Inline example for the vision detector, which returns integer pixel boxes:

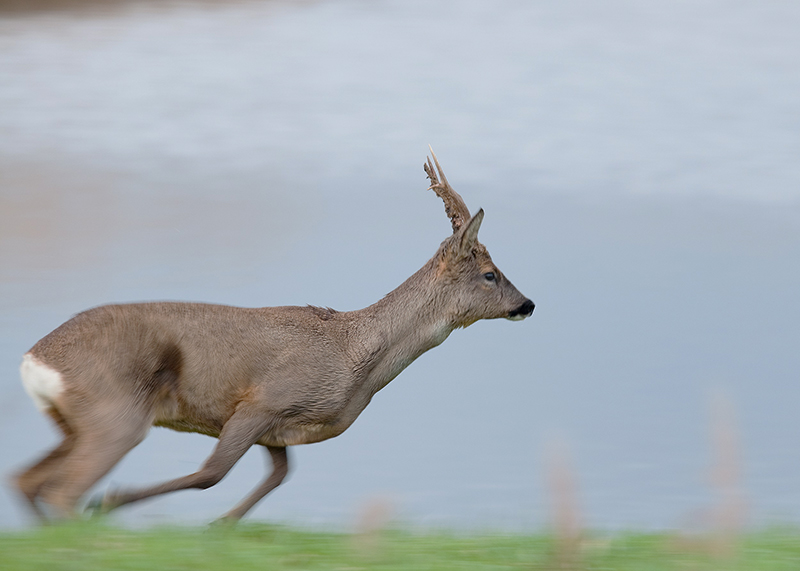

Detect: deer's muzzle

[507,299,535,321]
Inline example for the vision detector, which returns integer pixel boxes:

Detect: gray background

[1,0,798,530]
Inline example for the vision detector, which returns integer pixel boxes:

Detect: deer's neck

[352,258,454,394]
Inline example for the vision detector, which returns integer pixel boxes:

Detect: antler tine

[425,146,471,233]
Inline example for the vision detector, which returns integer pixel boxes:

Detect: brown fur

[13,152,534,523]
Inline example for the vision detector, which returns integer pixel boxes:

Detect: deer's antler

[425,146,471,233]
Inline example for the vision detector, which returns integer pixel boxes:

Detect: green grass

[0,522,799,570]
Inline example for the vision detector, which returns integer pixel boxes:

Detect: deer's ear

[457,208,484,255]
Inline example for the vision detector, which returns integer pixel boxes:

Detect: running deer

[14,150,534,523]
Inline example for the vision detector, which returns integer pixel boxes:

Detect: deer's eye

[483,272,496,282]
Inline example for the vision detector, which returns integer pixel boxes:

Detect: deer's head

[426,149,535,329]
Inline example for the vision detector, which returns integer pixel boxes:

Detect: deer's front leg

[214,445,289,523]
[93,407,276,513]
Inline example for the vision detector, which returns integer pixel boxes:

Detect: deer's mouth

[507,299,534,321]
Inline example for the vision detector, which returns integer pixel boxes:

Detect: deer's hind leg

[37,401,153,519]
[13,406,76,521]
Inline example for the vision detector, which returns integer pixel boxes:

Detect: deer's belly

[258,421,351,447]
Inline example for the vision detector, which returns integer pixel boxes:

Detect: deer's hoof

[209,515,240,529]
[84,490,118,517]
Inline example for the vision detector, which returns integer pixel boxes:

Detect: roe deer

[13,150,534,523]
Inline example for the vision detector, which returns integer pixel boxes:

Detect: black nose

[510,299,535,318]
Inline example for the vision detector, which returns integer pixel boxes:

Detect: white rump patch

[20,353,64,412]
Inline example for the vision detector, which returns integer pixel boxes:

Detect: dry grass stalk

[351,496,393,558]
[546,439,583,569]
[672,391,747,559]
[708,391,747,557]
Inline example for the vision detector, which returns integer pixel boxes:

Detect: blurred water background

[0,0,798,531]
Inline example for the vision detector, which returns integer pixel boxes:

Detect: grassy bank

[1,522,799,570]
